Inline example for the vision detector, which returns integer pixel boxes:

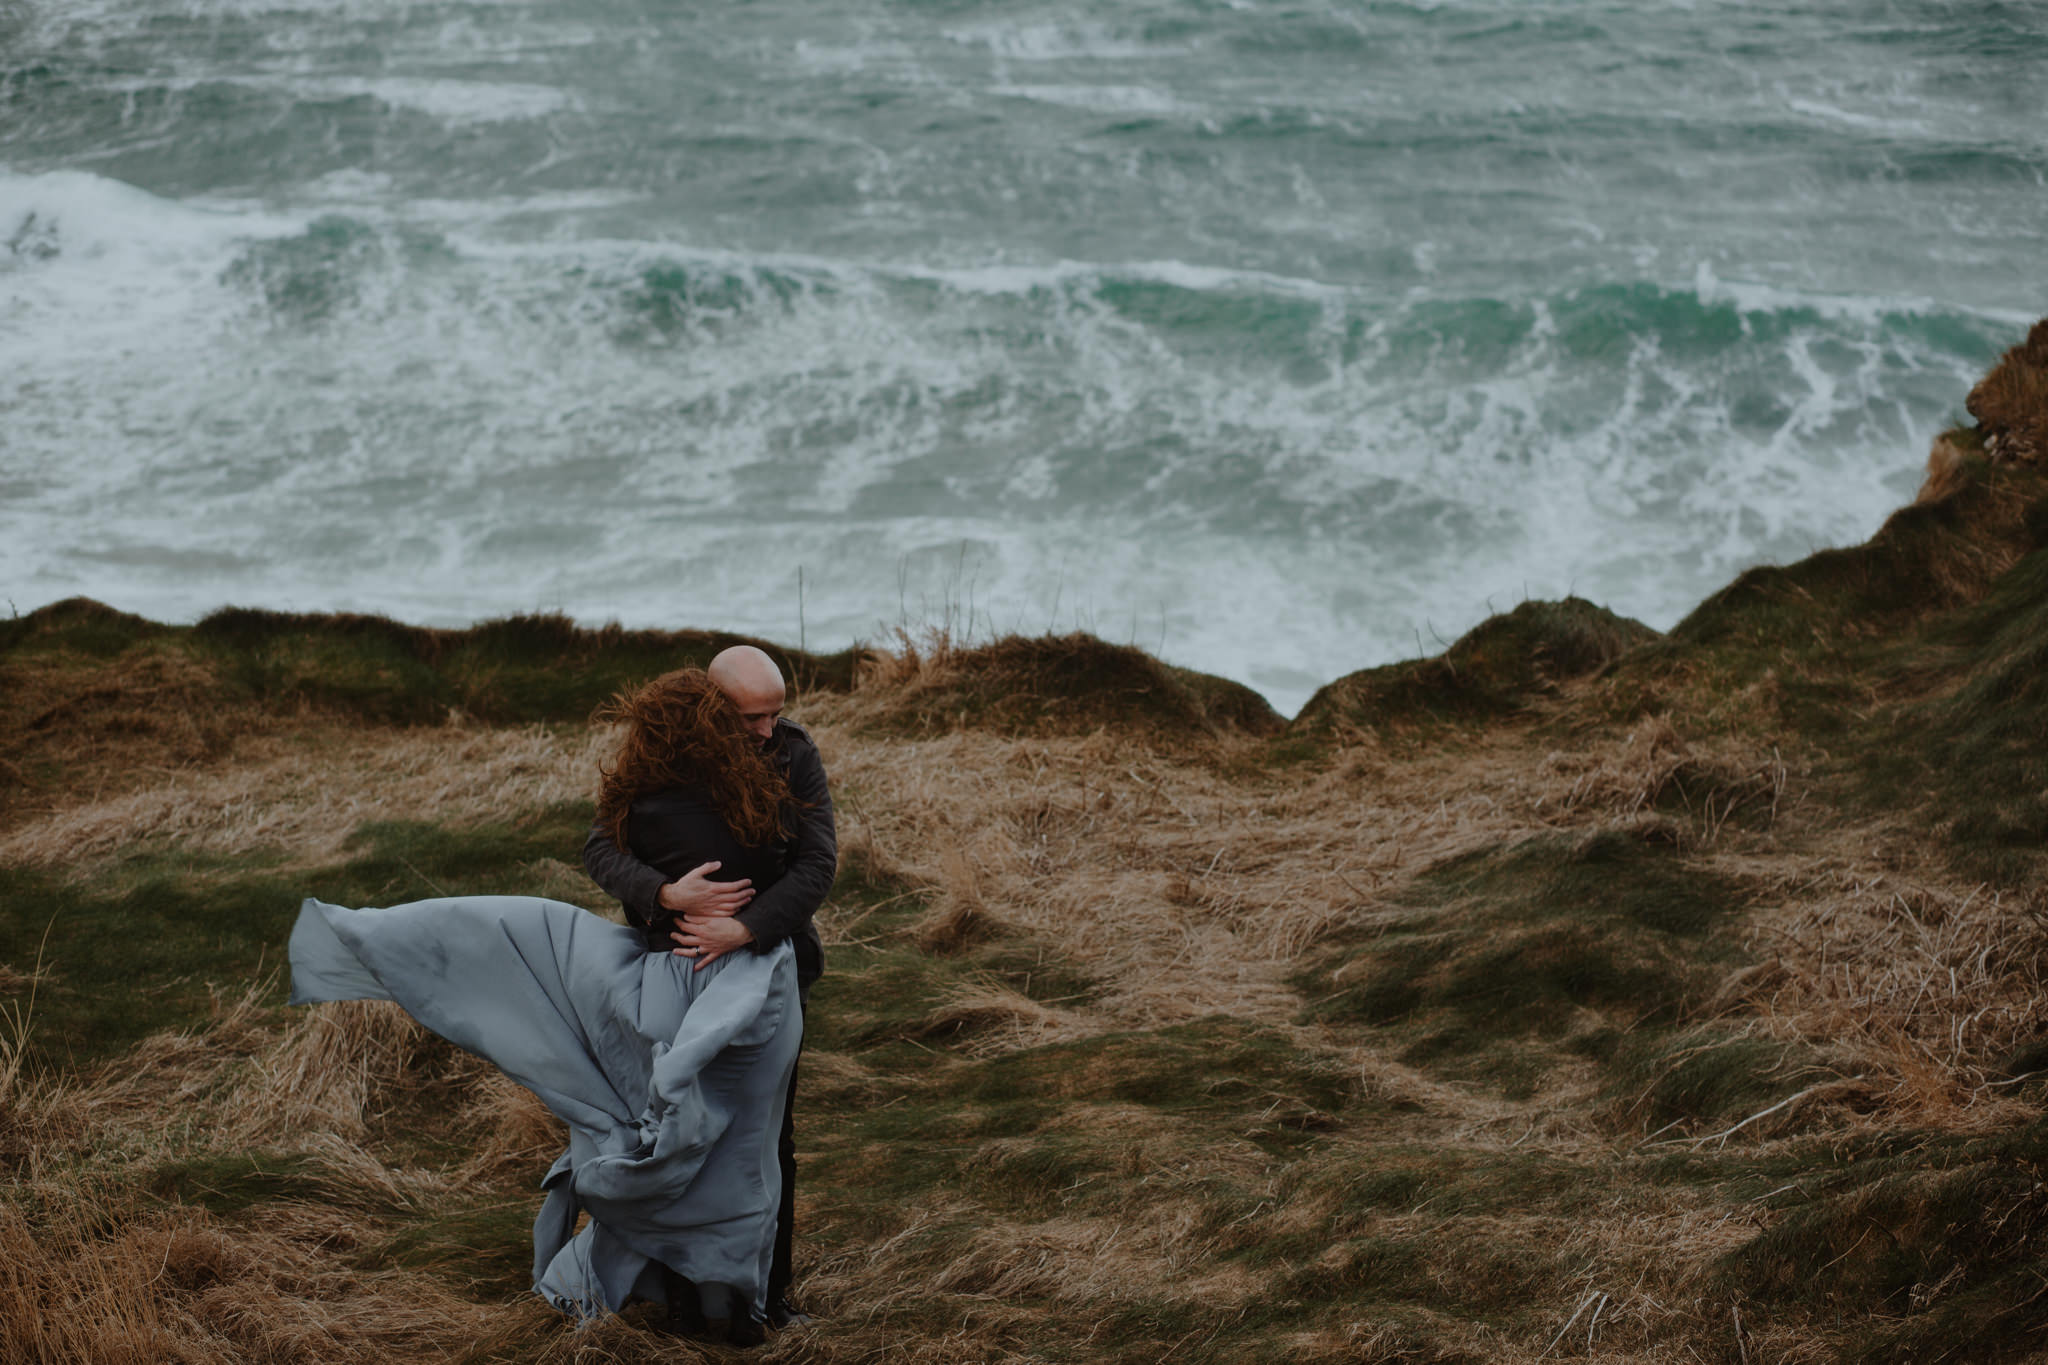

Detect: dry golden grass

[1531,716,1793,840]
[8,563,2048,1361]
[9,317,2047,1357]
[1915,430,1979,505]
[915,977,1107,1057]
[806,704,1810,1053]
[0,722,609,871]
[1726,861,2048,1129]
[803,715,1561,1032]
[0,1201,507,1365]
[1968,318,2048,464]
[0,1005,473,1363]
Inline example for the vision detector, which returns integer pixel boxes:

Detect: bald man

[581,645,836,1331]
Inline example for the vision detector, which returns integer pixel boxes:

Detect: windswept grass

[1295,598,1658,736]
[839,628,1285,740]
[1967,316,2048,465]
[5,325,2048,1362]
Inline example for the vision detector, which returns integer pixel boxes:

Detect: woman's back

[623,788,787,947]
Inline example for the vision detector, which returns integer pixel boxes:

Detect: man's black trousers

[769,1044,801,1301]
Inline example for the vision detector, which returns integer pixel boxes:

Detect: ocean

[3,0,2043,714]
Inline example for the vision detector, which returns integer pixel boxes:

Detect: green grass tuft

[851,632,1285,739]
[1725,1121,2048,1363]
[1608,1030,1818,1129]
[1295,597,1659,734]
[1303,832,1743,1036]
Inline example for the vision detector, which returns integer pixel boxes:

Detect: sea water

[2,0,2043,714]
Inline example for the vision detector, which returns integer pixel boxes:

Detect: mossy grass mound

[1574,452,2048,887]
[1864,543,2048,886]
[1724,1120,2048,1364]
[3,597,862,729]
[1294,597,1658,735]
[189,605,866,723]
[1968,316,2048,464]
[0,598,868,811]
[843,631,1285,739]
[1299,828,1755,1111]
[1671,465,2046,651]
[1601,457,2048,735]
[0,596,171,658]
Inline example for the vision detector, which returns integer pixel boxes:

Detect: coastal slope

[3,325,2047,1363]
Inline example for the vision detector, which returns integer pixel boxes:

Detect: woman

[287,669,802,1346]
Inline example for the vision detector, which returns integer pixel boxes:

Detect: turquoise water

[3,0,2043,712]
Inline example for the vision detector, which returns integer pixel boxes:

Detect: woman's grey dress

[288,894,802,1320]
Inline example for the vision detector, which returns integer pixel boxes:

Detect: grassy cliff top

[4,325,2048,1365]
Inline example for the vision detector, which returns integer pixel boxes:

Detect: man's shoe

[657,1269,711,1338]
[706,1314,766,1349]
[766,1296,814,1330]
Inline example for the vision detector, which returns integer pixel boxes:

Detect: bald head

[708,645,786,742]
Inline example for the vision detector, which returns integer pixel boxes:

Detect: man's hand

[658,862,755,917]
[671,913,755,971]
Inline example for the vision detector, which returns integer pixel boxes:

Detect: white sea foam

[941,20,1168,62]
[1783,97,1932,138]
[990,84,1190,116]
[1,184,1993,717]
[0,170,296,402]
[292,76,581,122]
[7,0,2044,716]
[89,72,581,122]
[1688,260,2038,330]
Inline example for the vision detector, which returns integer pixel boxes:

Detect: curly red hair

[595,668,792,851]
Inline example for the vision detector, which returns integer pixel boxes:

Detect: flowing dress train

[287,894,802,1321]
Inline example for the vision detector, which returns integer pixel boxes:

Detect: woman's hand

[658,862,755,916]
[671,913,755,970]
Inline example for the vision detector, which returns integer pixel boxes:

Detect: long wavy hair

[595,668,792,851]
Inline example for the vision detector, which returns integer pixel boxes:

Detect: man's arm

[732,737,837,953]
[583,824,755,930]
[582,823,668,929]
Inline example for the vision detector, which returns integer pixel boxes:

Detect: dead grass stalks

[1736,869,2048,1123]
[806,720,1559,1029]
[0,920,52,1110]
[911,845,990,954]
[244,1000,435,1142]
[1967,317,2048,464]
[456,1070,569,1184]
[0,1202,498,1365]
[1536,717,1792,841]
[915,977,1103,1057]
[0,723,608,870]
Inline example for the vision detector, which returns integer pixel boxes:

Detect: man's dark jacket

[581,717,834,995]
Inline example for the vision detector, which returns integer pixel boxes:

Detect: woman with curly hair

[593,665,794,961]
[286,666,805,1348]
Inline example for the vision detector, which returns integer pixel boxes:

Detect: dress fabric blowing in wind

[288,893,801,1319]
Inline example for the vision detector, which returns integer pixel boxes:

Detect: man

[581,644,836,1331]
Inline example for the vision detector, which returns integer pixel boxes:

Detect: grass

[1294,598,1659,736]
[0,598,866,781]
[0,803,596,1072]
[1298,831,1751,1108]
[1966,317,2048,464]
[1722,1120,2048,1364]
[4,323,2048,1362]
[839,629,1286,740]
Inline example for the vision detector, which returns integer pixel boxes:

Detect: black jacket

[581,718,835,993]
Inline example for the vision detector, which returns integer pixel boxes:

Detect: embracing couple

[288,646,835,1348]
